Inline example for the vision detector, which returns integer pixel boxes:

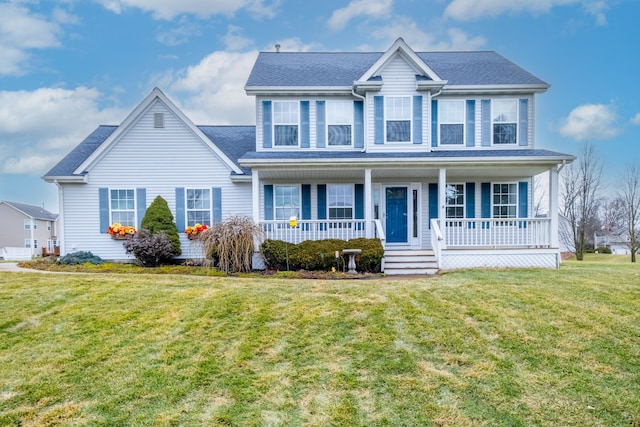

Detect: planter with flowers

[107,222,137,240]
[185,223,208,240]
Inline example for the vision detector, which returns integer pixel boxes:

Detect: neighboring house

[44,38,574,273]
[0,201,59,258]
[594,230,635,255]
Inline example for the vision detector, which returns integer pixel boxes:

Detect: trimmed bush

[140,195,181,257]
[123,229,176,267]
[57,251,104,265]
[260,238,383,273]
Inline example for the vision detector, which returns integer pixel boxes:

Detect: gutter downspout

[557,159,567,173]
[54,180,64,256]
[352,88,367,153]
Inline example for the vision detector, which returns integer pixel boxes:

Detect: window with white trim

[385,96,411,142]
[25,239,37,249]
[439,100,465,145]
[186,188,211,226]
[445,184,465,218]
[110,189,136,227]
[328,184,353,220]
[327,101,352,146]
[492,100,517,145]
[492,183,517,218]
[273,101,299,146]
[274,185,300,220]
[24,219,32,230]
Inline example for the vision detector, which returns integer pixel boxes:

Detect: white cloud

[368,19,486,51]
[222,25,254,51]
[631,113,640,125]
[0,3,65,75]
[328,0,393,31]
[156,17,202,46]
[0,87,126,174]
[559,103,620,141]
[95,0,279,20]
[443,0,610,22]
[166,50,259,125]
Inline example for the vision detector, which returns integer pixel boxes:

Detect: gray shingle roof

[239,149,572,161]
[44,125,118,178]
[2,201,58,220]
[245,51,547,88]
[44,125,256,178]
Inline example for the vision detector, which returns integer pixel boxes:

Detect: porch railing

[441,218,551,248]
[259,219,367,244]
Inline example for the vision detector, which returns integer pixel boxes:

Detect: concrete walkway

[0,262,46,273]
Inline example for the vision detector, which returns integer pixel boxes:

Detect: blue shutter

[300,100,310,148]
[465,183,475,218]
[301,185,311,220]
[519,98,529,147]
[466,100,475,147]
[264,185,274,220]
[316,101,326,148]
[519,181,528,218]
[431,99,438,147]
[317,185,327,220]
[136,188,146,229]
[374,96,384,145]
[99,187,109,233]
[428,183,438,228]
[413,95,422,144]
[481,100,491,147]
[355,184,364,219]
[212,187,222,222]
[262,100,272,149]
[466,182,475,229]
[175,187,185,232]
[481,182,491,229]
[354,100,364,148]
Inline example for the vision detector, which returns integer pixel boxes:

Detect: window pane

[327,102,351,123]
[328,185,353,220]
[328,125,351,146]
[275,125,298,146]
[386,120,410,142]
[275,185,299,220]
[446,184,464,219]
[440,100,464,122]
[493,123,516,144]
[493,100,517,122]
[492,183,517,219]
[441,124,463,145]
[110,189,135,226]
[186,189,211,226]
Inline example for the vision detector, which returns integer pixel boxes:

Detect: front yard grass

[1,257,639,426]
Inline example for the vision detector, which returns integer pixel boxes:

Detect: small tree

[619,163,640,262]
[140,195,181,257]
[561,143,603,260]
[199,214,264,273]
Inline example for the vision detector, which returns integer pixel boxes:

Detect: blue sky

[1,0,638,213]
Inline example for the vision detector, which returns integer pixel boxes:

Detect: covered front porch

[241,151,567,273]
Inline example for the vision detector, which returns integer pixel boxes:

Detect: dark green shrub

[595,246,612,254]
[346,238,384,273]
[57,251,104,265]
[123,229,176,267]
[260,238,383,273]
[140,195,181,257]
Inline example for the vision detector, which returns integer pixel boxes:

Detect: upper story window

[385,97,411,142]
[273,101,299,147]
[186,189,211,226]
[275,185,300,220]
[110,189,136,227]
[439,101,465,145]
[493,183,517,218]
[492,100,517,145]
[445,184,465,218]
[328,184,353,219]
[327,101,352,146]
[24,219,36,230]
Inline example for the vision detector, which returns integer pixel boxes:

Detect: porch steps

[383,249,439,275]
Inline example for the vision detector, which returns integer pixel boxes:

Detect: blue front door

[385,187,408,243]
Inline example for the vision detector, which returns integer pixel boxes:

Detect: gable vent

[154,112,164,128]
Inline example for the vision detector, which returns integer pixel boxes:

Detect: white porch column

[252,169,260,223]
[364,168,373,237]
[549,167,559,248]
[438,168,447,224]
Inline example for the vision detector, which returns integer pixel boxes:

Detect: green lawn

[1,256,639,426]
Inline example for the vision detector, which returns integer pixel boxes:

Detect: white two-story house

[44,38,574,273]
